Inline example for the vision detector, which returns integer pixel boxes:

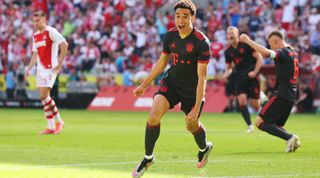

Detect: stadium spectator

[5,66,15,99]
[155,12,168,42]
[122,66,134,86]
[223,26,263,133]
[248,10,262,36]
[15,64,29,99]
[81,39,100,72]
[281,0,295,31]
[308,8,320,32]
[310,23,320,55]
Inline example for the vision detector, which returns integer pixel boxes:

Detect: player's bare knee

[255,117,264,129]
[252,100,260,110]
[39,94,48,101]
[185,121,198,132]
[186,124,197,132]
[148,111,162,125]
[238,95,247,106]
[239,104,246,110]
[238,99,247,107]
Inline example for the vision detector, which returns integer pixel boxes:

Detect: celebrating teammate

[239,31,301,152]
[223,26,263,133]
[132,1,213,177]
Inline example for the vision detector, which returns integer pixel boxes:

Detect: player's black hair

[174,0,196,16]
[268,30,284,40]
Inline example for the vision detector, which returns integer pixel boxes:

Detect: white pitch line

[0,158,319,171]
[191,173,320,178]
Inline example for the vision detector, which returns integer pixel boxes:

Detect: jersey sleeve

[245,43,255,55]
[49,27,66,44]
[273,49,286,61]
[162,33,171,54]
[197,38,211,63]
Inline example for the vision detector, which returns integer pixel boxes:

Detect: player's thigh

[259,96,283,123]
[250,98,260,110]
[154,77,180,109]
[275,100,294,127]
[225,77,236,96]
[235,80,249,106]
[38,87,51,100]
[36,70,57,88]
[237,93,248,106]
[182,98,204,130]
[148,94,170,124]
[181,98,204,117]
[248,78,260,100]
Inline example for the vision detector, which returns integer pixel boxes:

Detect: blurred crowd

[0,0,320,106]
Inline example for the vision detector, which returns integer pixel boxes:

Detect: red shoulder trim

[198,60,209,63]
[194,29,205,41]
[168,27,178,32]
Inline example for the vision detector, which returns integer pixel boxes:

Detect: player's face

[226,28,238,45]
[175,8,194,34]
[32,16,45,30]
[268,36,281,50]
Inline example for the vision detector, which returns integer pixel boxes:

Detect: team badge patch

[171,43,176,49]
[186,43,194,52]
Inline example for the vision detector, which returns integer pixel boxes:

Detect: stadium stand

[0,0,319,111]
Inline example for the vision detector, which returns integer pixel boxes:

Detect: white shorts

[36,70,57,88]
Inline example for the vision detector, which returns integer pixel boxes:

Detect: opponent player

[223,26,263,133]
[239,31,300,152]
[26,11,68,134]
[132,1,213,177]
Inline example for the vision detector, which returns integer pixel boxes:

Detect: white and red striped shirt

[32,26,65,71]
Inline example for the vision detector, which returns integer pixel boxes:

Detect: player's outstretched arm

[239,34,274,58]
[133,53,170,96]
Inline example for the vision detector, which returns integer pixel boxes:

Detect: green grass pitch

[0,109,319,178]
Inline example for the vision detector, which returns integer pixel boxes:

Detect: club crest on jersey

[171,43,176,49]
[186,43,194,53]
[234,57,241,64]
[239,48,244,54]
[35,40,46,48]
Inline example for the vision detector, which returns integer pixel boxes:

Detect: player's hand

[186,107,200,121]
[239,34,250,43]
[25,67,31,78]
[53,65,62,75]
[133,85,147,97]
[248,71,257,78]
[222,72,229,80]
